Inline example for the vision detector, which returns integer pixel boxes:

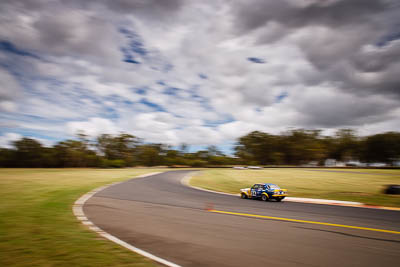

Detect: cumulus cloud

[67,118,120,137]
[0,0,399,150]
[0,68,21,112]
[0,132,22,148]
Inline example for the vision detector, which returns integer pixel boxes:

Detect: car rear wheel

[241,193,248,199]
[261,194,268,201]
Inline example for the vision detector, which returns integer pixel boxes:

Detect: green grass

[190,168,400,207]
[0,168,166,267]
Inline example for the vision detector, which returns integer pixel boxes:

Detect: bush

[189,159,208,167]
[99,159,126,168]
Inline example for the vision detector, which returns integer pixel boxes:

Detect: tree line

[0,129,399,168]
[0,133,233,168]
[235,129,400,166]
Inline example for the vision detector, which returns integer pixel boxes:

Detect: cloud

[0,68,21,112]
[0,0,400,151]
[0,132,22,148]
[81,0,184,19]
[66,117,120,137]
[232,0,387,34]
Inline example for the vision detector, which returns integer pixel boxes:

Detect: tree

[235,131,282,165]
[328,129,361,161]
[13,138,44,167]
[54,139,99,167]
[363,132,400,164]
[2,129,400,168]
[280,129,326,165]
[0,148,15,167]
[96,133,140,166]
[137,144,164,166]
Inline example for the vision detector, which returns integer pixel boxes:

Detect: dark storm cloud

[313,40,400,99]
[233,0,387,33]
[232,0,395,69]
[1,0,184,16]
[61,0,184,20]
[98,0,183,14]
[0,0,48,10]
[351,42,400,73]
[233,0,400,99]
[299,96,398,127]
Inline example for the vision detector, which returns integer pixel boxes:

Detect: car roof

[255,183,276,186]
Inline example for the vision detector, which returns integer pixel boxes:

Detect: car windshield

[268,184,280,189]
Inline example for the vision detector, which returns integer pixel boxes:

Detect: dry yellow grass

[191,168,400,207]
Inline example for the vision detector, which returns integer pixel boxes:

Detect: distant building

[345,160,366,167]
[247,166,262,169]
[324,159,345,167]
[233,166,247,170]
[325,159,336,167]
[368,162,387,167]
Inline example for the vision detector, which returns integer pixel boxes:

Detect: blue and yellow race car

[240,183,287,202]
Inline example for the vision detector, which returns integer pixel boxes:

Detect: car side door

[256,184,263,197]
[251,184,258,198]
[263,185,271,198]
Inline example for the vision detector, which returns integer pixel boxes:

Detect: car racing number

[251,185,260,197]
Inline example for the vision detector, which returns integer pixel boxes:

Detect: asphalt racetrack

[84,171,400,267]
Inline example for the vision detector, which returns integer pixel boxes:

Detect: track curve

[84,170,400,267]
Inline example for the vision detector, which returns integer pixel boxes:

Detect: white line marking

[181,172,239,197]
[73,171,182,267]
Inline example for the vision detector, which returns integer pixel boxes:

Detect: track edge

[72,171,182,267]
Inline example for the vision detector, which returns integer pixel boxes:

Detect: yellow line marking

[209,209,400,235]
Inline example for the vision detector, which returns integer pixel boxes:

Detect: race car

[240,183,287,202]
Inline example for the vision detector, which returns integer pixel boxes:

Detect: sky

[0,0,400,153]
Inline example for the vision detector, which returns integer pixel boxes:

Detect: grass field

[0,168,165,267]
[190,168,400,207]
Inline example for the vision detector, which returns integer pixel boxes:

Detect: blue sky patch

[129,40,147,56]
[204,117,234,127]
[119,27,147,64]
[0,127,68,144]
[0,40,40,59]
[119,28,147,55]
[135,88,146,95]
[164,87,180,96]
[276,92,288,103]
[199,73,208,79]
[376,31,400,47]
[123,58,140,64]
[247,57,266,64]
[139,98,165,112]
[121,46,140,64]
[98,107,119,120]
